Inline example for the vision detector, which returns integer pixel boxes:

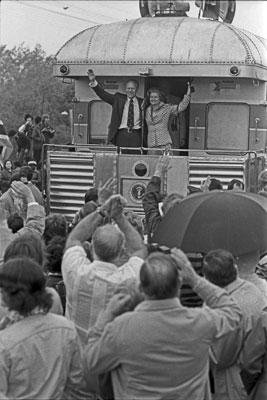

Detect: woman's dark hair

[0,258,52,315]
[45,236,66,274]
[209,178,223,191]
[7,212,24,233]
[4,233,45,266]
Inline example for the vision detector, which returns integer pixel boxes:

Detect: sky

[1,0,267,56]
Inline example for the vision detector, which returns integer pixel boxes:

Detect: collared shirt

[62,245,143,346]
[0,313,86,399]
[85,278,241,400]
[210,277,267,400]
[119,96,141,130]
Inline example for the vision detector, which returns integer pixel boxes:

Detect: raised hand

[87,69,96,83]
[170,248,198,287]
[10,181,34,202]
[154,154,171,177]
[106,292,133,318]
[98,177,117,205]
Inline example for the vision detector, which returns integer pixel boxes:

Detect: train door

[144,77,190,149]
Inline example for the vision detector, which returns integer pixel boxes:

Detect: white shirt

[119,96,141,130]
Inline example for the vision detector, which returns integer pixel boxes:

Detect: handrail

[43,143,264,157]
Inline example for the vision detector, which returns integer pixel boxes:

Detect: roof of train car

[54,17,267,79]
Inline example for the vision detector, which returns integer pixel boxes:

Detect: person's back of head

[4,232,45,266]
[20,166,33,183]
[227,179,244,191]
[13,161,22,170]
[140,252,180,299]
[45,235,66,274]
[209,178,223,191]
[8,129,17,138]
[43,214,68,245]
[203,249,237,288]
[92,224,125,263]
[84,187,98,204]
[162,193,184,215]
[0,257,52,316]
[35,116,42,125]
[258,169,267,192]
[7,212,24,233]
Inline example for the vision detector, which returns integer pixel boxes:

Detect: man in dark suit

[88,70,144,148]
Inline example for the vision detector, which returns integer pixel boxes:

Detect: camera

[147,243,171,254]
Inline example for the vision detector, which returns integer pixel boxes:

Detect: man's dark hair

[43,214,68,245]
[7,212,24,233]
[35,116,42,125]
[92,224,125,262]
[10,171,21,182]
[20,166,33,181]
[227,179,244,191]
[24,113,33,121]
[203,249,237,288]
[84,188,98,204]
[45,236,66,274]
[8,129,17,137]
[209,178,223,191]
[4,233,45,266]
[140,252,180,299]
[0,257,52,316]
[13,161,22,169]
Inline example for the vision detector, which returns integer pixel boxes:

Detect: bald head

[140,252,180,300]
[92,224,125,263]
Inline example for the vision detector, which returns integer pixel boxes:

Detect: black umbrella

[153,191,267,256]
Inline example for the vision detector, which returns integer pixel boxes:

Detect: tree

[0,44,74,143]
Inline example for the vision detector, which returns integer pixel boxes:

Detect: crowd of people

[0,149,267,400]
[0,113,55,172]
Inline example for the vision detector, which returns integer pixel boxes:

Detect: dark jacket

[92,84,144,145]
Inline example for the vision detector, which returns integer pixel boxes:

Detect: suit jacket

[92,84,144,145]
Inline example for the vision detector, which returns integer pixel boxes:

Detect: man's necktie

[127,99,134,132]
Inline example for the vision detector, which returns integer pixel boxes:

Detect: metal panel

[189,156,246,189]
[55,17,267,68]
[47,151,95,221]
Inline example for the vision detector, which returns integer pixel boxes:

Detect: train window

[134,162,148,177]
[89,100,111,143]
[206,103,249,151]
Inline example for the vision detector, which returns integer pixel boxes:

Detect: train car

[50,0,267,220]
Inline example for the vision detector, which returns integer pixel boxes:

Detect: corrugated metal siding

[189,156,246,189]
[47,151,95,220]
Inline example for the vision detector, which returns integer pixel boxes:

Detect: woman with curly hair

[0,257,86,399]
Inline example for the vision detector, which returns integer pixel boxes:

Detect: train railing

[43,144,265,219]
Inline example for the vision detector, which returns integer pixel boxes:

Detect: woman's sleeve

[177,94,191,113]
